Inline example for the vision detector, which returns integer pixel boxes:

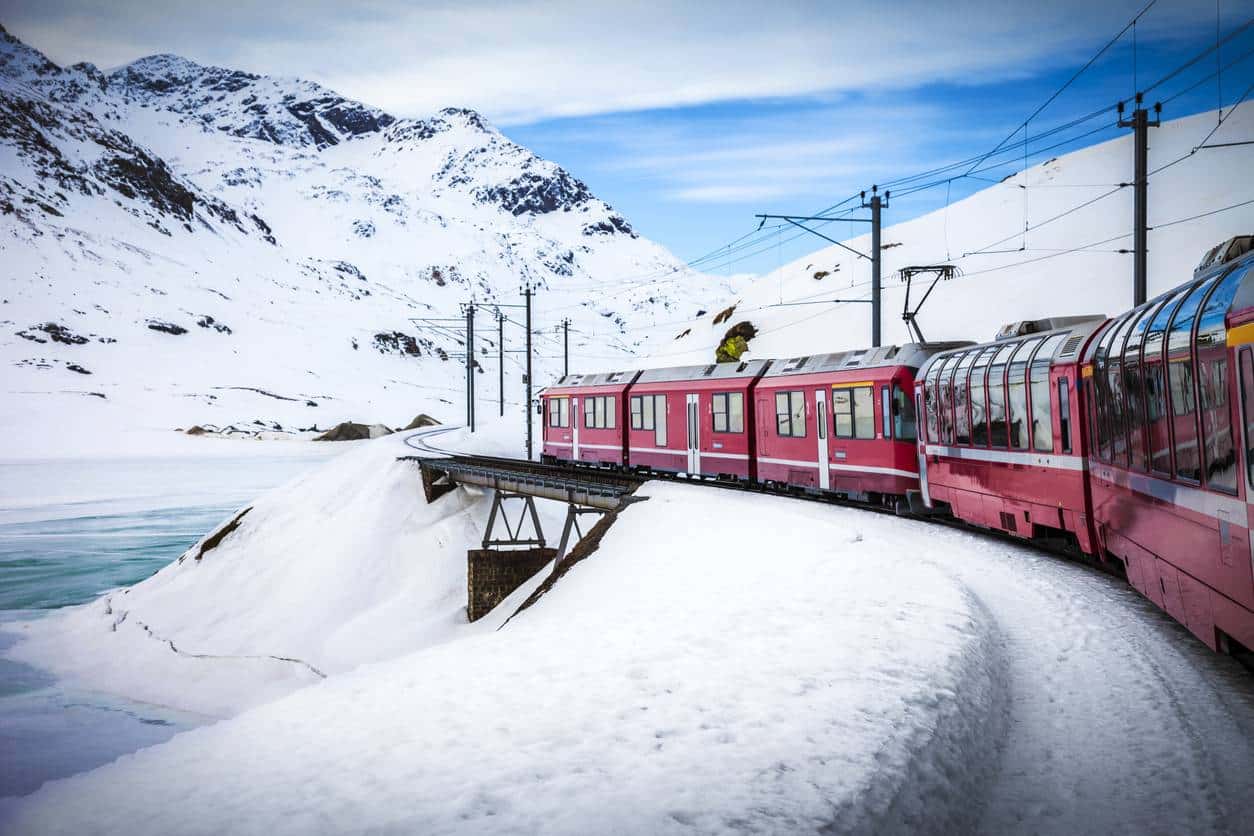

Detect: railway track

[401,426,1117,582]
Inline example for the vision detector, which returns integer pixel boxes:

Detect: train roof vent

[1196,235,1254,275]
[780,356,809,373]
[702,364,718,376]
[736,361,749,373]
[1058,334,1085,358]
[884,345,899,358]
[844,349,867,367]
[995,315,1105,340]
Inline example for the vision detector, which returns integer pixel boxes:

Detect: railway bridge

[402,454,645,620]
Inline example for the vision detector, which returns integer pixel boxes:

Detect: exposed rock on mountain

[0,26,734,453]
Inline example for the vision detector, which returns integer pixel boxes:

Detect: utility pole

[523,284,534,460]
[561,318,570,378]
[752,211,874,338]
[463,302,476,432]
[497,310,505,417]
[860,186,889,347]
[1118,94,1160,306]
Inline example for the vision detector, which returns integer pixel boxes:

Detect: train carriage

[915,317,1104,552]
[1082,239,1254,653]
[539,370,640,466]
[625,360,770,479]
[753,344,964,503]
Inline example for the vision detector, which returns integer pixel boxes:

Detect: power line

[962,0,1158,179]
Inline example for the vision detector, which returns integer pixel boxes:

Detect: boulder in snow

[315,421,393,441]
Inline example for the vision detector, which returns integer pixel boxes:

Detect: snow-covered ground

[4,427,1253,834]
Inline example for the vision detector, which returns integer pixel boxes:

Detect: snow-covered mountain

[0,25,733,457]
[640,105,1254,366]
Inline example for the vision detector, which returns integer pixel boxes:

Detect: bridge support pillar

[467,547,556,621]
[556,504,608,563]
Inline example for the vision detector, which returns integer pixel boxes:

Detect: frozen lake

[0,449,338,798]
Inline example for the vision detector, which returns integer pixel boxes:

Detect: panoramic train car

[539,370,640,465]
[915,316,1105,552]
[624,360,771,478]
[1082,238,1254,653]
[753,344,965,503]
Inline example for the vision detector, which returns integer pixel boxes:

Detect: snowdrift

[2,477,1009,835]
[3,427,562,717]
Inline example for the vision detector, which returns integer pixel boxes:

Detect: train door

[1241,347,1254,596]
[916,390,932,506]
[685,393,700,474]
[815,388,831,490]
[571,396,581,459]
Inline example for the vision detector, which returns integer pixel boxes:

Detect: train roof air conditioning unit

[1196,236,1253,276]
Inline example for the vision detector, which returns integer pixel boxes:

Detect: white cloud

[2,0,1221,124]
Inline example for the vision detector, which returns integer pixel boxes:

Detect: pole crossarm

[754,213,873,224]
[771,217,871,261]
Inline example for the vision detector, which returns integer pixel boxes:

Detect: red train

[539,235,1254,659]
[542,346,964,506]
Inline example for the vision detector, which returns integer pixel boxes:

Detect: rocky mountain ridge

[0,25,730,456]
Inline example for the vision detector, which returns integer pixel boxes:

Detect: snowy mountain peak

[0,22,62,85]
[0,26,727,453]
[106,52,395,149]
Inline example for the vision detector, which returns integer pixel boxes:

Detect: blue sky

[5,0,1252,272]
[507,22,1254,274]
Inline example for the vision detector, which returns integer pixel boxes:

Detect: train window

[1122,305,1157,471]
[549,396,570,429]
[1058,378,1072,453]
[881,386,892,439]
[833,388,854,437]
[938,355,959,444]
[892,383,917,441]
[1242,349,1254,490]
[953,352,975,445]
[924,362,944,443]
[712,392,744,433]
[1168,279,1216,482]
[987,344,1015,448]
[1029,335,1065,452]
[969,347,994,447]
[1007,339,1038,450]
[833,386,874,439]
[654,395,667,446]
[1092,317,1124,462]
[1106,316,1138,466]
[606,396,616,430]
[584,396,615,430]
[1085,376,1099,458]
[775,390,806,438]
[1144,363,1170,474]
[854,386,875,439]
[1145,287,1189,473]
[1197,268,1245,494]
[634,394,666,440]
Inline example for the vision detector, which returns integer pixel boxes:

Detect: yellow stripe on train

[1227,321,1254,347]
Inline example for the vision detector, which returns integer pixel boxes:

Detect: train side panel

[917,319,1103,552]
[1083,255,1254,651]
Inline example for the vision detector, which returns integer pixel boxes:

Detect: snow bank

[2,427,558,717]
[2,482,1006,835]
